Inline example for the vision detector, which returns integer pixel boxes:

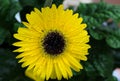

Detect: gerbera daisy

[13,4,90,81]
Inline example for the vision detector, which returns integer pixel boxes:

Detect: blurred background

[94,0,120,4]
[0,0,120,81]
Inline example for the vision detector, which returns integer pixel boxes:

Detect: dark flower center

[43,31,65,55]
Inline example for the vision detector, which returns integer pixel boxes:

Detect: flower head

[13,4,90,81]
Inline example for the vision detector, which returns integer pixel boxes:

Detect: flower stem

[44,0,53,7]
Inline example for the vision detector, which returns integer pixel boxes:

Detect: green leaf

[0,0,22,22]
[19,0,44,8]
[53,0,64,6]
[105,76,118,81]
[13,22,25,32]
[0,48,33,81]
[19,0,38,7]
[106,35,120,48]
[84,62,97,77]
[114,29,120,37]
[89,28,104,40]
[6,0,22,21]
[93,52,113,77]
[76,1,120,40]
[0,27,9,45]
[0,0,10,16]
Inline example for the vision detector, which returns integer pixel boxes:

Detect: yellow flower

[13,4,90,81]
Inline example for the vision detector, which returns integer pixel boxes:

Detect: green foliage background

[0,0,120,81]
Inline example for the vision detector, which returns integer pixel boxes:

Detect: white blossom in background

[113,68,120,81]
[63,0,93,10]
[15,12,21,23]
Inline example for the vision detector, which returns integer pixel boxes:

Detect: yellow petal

[57,57,68,79]
[21,56,39,67]
[65,54,83,72]
[46,57,53,80]
[50,65,56,79]
[54,60,62,80]
[39,60,46,80]
[25,69,36,80]
[18,27,40,37]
